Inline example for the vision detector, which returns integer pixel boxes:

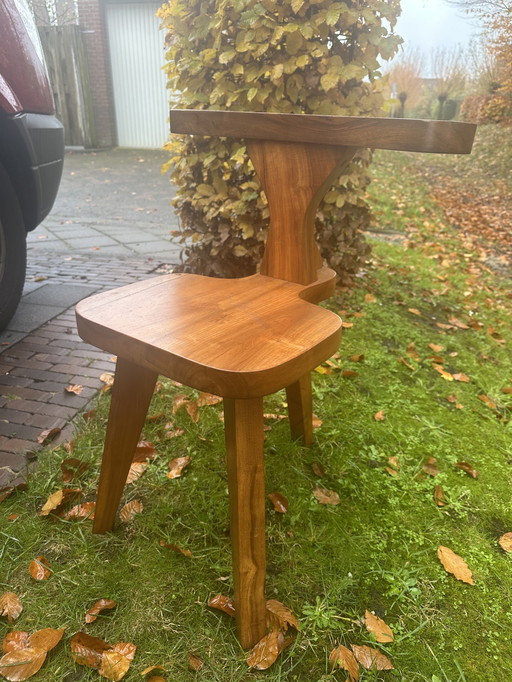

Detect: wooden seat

[75,110,475,649]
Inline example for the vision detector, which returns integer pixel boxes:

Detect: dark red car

[0,0,64,330]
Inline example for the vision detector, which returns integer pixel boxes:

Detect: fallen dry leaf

[453,372,470,383]
[85,599,117,624]
[0,592,23,622]
[373,410,385,421]
[448,316,469,329]
[163,424,185,439]
[365,293,377,303]
[498,532,512,553]
[70,633,135,681]
[437,545,474,584]
[246,630,281,670]
[423,456,440,477]
[312,414,323,429]
[429,343,444,352]
[65,384,83,395]
[37,427,61,445]
[502,386,512,395]
[408,307,421,316]
[28,556,51,581]
[159,540,193,558]
[82,409,97,421]
[268,492,288,514]
[99,642,136,681]
[433,485,447,507]
[188,652,204,671]
[329,644,359,680]
[125,461,148,485]
[0,628,64,681]
[478,394,497,410]
[432,363,454,381]
[140,666,166,676]
[39,488,81,516]
[208,595,235,617]
[266,600,299,632]
[311,461,325,478]
[61,458,88,483]
[196,392,222,407]
[351,644,393,670]
[363,610,394,643]
[454,461,478,479]
[312,487,340,506]
[167,456,191,479]
[99,372,114,386]
[119,500,143,523]
[64,501,96,521]
[341,369,358,378]
[7,514,19,521]
[350,354,365,362]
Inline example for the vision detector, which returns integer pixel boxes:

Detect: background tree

[158,0,401,285]
[429,46,466,119]
[384,48,424,117]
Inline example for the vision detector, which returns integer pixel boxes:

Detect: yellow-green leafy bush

[158,0,402,284]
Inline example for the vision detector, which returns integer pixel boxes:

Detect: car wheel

[0,164,26,332]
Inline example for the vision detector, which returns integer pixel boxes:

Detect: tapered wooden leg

[224,397,267,649]
[93,358,158,534]
[286,373,313,445]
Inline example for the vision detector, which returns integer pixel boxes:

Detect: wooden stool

[76,110,475,648]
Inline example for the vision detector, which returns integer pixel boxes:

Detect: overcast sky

[395,0,482,52]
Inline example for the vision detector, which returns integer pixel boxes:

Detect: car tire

[0,163,26,332]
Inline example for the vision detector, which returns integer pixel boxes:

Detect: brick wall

[77,0,116,148]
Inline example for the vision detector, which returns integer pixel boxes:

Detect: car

[0,0,64,331]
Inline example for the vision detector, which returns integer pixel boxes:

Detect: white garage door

[105,3,169,148]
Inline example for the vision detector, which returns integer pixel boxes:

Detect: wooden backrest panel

[249,140,355,284]
[169,109,476,155]
[169,109,476,285]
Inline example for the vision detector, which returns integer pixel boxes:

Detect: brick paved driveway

[0,149,181,488]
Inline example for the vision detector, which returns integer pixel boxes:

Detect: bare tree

[430,46,467,118]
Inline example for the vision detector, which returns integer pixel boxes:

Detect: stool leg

[93,358,158,534]
[286,373,313,445]
[224,397,267,649]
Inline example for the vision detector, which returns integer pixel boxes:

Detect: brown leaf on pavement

[268,492,288,513]
[266,600,299,632]
[65,384,83,395]
[246,630,281,670]
[312,487,340,506]
[99,373,114,386]
[363,610,394,642]
[167,456,191,479]
[0,592,23,622]
[351,644,394,670]
[119,500,143,523]
[498,532,512,553]
[28,556,51,581]
[437,545,474,584]
[329,644,359,679]
[85,599,117,623]
[37,427,61,445]
[454,461,478,478]
[208,595,235,617]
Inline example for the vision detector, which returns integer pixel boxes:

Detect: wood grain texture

[286,373,313,446]
[92,358,158,534]
[76,272,342,399]
[224,397,267,649]
[250,140,355,284]
[170,109,476,155]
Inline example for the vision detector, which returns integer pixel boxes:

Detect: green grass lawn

[1,127,511,681]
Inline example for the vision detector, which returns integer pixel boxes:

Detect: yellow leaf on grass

[329,644,359,679]
[373,410,385,421]
[498,532,512,553]
[0,592,23,622]
[363,610,394,643]
[437,545,474,584]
